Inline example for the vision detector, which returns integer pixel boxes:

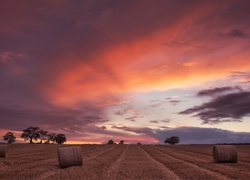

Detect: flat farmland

[0,144,250,180]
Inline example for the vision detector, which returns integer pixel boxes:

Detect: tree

[119,140,124,145]
[55,134,66,144]
[46,133,57,144]
[38,129,48,144]
[164,136,180,145]
[107,139,114,144]
[21,126,40,143]
[3,132,16,144]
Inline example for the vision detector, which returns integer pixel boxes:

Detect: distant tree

[3,132,16,144]
[38,129,48,144]
[164,136,180,145]
[55,134,66,144]
[107,139,114,144]
[21,126,40,143]
[46,133,57,144]
[119,140,124,145]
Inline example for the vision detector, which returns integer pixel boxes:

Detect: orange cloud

[27,1,250,108]
[45,24,250,107]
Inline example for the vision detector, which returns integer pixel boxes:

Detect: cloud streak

[197,86,242,97]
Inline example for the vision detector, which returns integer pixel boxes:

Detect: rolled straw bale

[0,145,8,158]
[58,146,83,168]
[213,145,237,163]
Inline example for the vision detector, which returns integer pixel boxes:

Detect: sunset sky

[1,0,250,144]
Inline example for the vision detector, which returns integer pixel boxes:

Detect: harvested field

[0,144,250,179]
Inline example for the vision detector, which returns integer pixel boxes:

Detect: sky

[1,0,250,144]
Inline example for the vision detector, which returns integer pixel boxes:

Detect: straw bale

[0,145,8,158]
[58,146,83,168]
[213,145,237,163]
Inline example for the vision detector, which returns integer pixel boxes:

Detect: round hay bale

[58,146,83,168]
[0,145,8,158]
[213,145,237,163]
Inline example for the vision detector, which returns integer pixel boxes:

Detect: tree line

[107,136,180,145]
[3,126,66,144]
[3,127,180,145]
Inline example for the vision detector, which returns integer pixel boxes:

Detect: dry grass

[0,144,250,179]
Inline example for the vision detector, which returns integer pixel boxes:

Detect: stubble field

[0,144,250,179]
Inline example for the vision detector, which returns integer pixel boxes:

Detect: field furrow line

[151,145,250,179]
[159,145,212,157]
[83,144,119,162]
[102,145,132,180]
[161,145,212,156]
[153,145,211,163]
[136,145,181,179]
[141,145,229,180]
[72,145,127,179]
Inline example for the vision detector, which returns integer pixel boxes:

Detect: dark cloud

[226,29,248,38]
[149,119,170,124]
[161,119,170,123]
[169,100,181,105]
[114,108,133,116]
[0,103,108,132]
[154,127,250,144]
[125,116,138,122]
[197,86,242,97]
[148,119,170,124]
[157,126,170,129]
[149,120,159,123]
[114,110,126,116]
[149,98,180,107]
[179,91,250,124]
[165,97,181,105]
[111,125,154,136]
[100,126,107,130]
[111,125,250,144]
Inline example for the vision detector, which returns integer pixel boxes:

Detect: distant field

[0,144,250,179]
